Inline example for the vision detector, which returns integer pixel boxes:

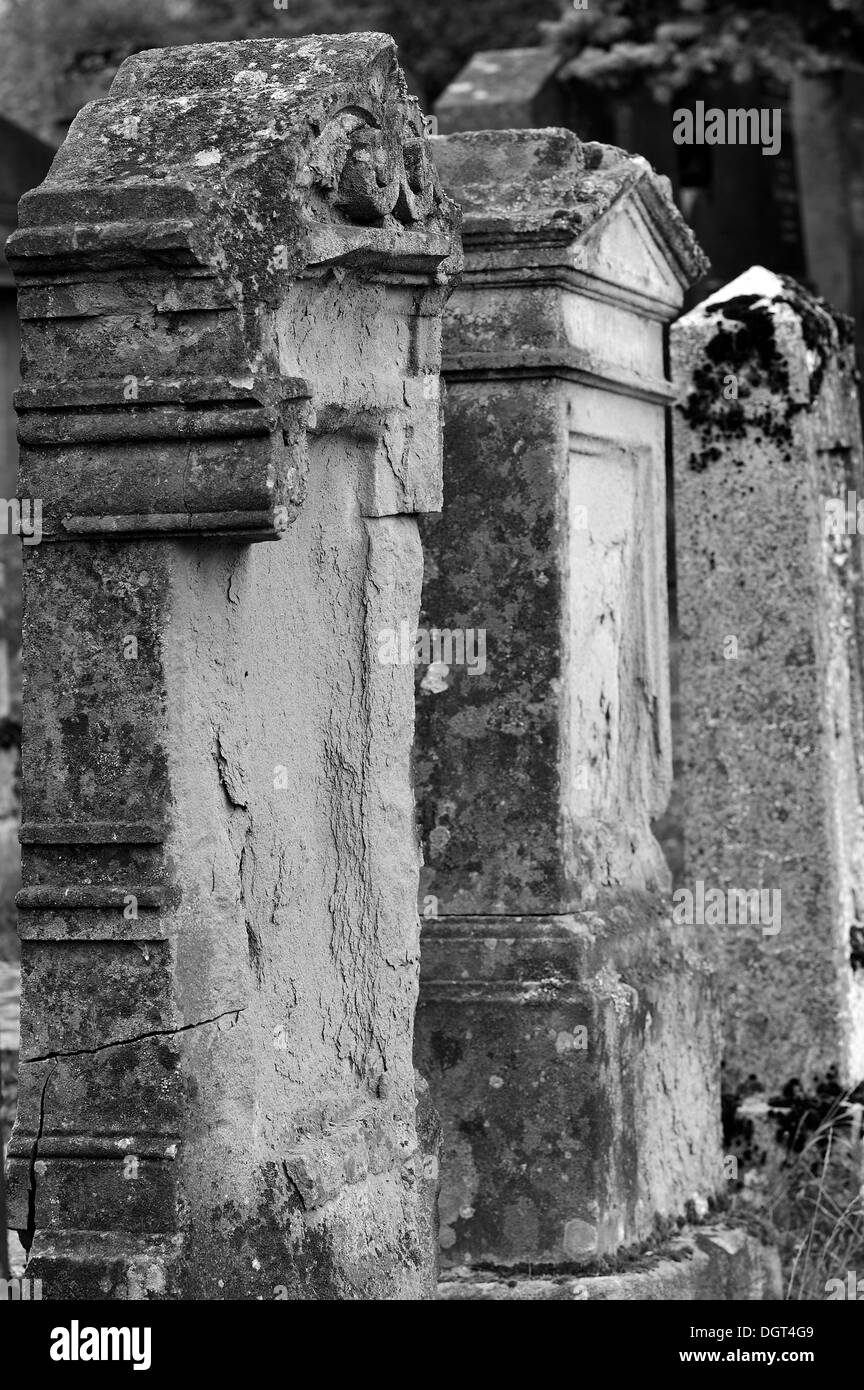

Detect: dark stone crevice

[23,1059,56,1253]
[21,1007,245,1064]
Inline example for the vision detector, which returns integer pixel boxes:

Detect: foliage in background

[41,0,864,126]
[725,1067,864,1300]
[25,0,559,105]
[543,0,864,101]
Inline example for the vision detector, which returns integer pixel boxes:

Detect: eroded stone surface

[6,33,460,1300]
[673,266,864,1093]
[438,1224,783,1300]
[414,128,722,1274]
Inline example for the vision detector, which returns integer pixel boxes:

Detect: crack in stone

[21,1008,246,1064]
[23,1060,56,1252]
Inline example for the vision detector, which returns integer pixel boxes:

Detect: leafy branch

[542,1,864,100]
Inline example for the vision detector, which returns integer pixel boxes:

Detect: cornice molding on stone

[442,347,676,405]
[431,127,708,290]
[6,34,461,545]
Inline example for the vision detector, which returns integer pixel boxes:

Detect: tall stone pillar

[414,129,719,1277]
[5,34,459,1300]
[672,267,864,1095]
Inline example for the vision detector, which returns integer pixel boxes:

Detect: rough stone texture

[435,49,565,134]
[0,118,53,971]
[413,129,725,1276]
[5,33,460,1300]
[413,1068,442,1300]
[438,1226,783,1300]
[672,266,864,1094]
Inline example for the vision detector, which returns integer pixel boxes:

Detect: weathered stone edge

[437,1226,783,1301]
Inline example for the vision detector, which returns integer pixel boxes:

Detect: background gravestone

[435,48,565,133]
[673,267,864,1096]
[414,128,726,1282]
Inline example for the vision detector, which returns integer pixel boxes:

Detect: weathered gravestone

[0,117,54,1010]
[4,33,460,1300]
[434,54,816,318]
[673,267,864,1096]
[413,128,736,1284]
[435,49,566,135]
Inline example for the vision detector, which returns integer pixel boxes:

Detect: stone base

[417,906,722,1266]
[20,1231,183,1300]
[437,1225,782,1300]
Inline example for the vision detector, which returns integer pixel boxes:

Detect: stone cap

[673,265,854,422]
[8,34,460,293]
[431,127,707,285]
[435,48,564,133]
[6,35,461,545]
